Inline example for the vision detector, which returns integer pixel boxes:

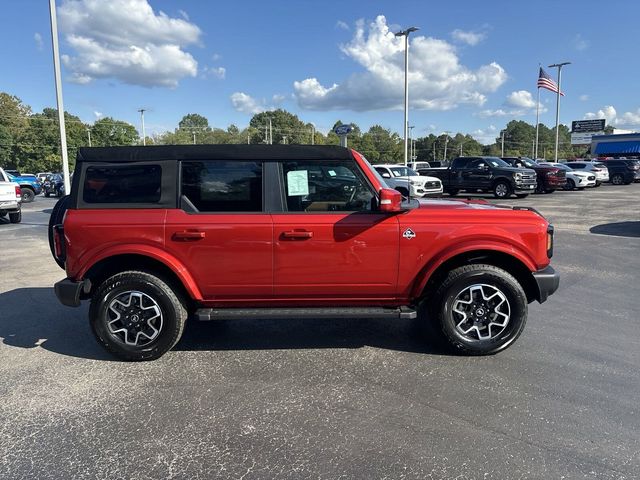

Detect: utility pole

[443,132,450,162]
[87,129,92,147]
[549,61,571,162]
[137,108,146,146]
[433,142,436,161]
[501,130,505,157]
[192,132,196,144]
[311,125,315,145]
[268,118,273,145]
[459,143,463,156]
[395,26,419,166]
[48,0,71,194]
[247,130,250,144]
[532,139,535,158]
[282,135,287,145]
[264,124,268,143]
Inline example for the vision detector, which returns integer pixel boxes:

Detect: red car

[51,145,559,361]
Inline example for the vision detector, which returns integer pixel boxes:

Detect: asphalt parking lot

[1,185,639,479]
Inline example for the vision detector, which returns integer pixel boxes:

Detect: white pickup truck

[0,167,22,223]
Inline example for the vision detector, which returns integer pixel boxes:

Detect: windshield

[390,166,418,177]
[518,157,538,168]
[485,157,510,168]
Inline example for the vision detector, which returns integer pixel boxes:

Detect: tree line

[1,91,592,173]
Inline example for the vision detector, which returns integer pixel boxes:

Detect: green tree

[90,117,139,147]
[178,113,210,131]
[249,109,312,145]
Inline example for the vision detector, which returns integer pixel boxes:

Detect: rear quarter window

[83,164,162,204]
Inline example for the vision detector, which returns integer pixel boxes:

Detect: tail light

[53,225,66,262]
[15,186,21,199]
[547,225,554,258]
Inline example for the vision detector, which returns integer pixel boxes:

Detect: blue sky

[2,0,639,144]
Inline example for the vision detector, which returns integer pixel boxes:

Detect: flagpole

[549,62,571,162]
[535,85,540,159]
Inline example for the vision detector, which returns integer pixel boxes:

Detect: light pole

[48,0,71,194]
[408,125,415,162]
[137,108,146,146]
[549,61,571,162]
[443,132,450,162]
[87,128,92,147]
[395,26,419,166]
[501,130,505,157]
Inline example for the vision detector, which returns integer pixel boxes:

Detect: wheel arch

[413,248,539,304]
[80,252,202,304]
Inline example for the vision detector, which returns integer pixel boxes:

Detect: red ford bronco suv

[51,145,559,361]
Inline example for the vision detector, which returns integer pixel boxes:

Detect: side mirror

[479,164,488,170]
[381,172,391,178]
[378,188,405,213]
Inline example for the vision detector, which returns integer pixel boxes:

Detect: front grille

[425,181,440,188]
[555,171,566,178]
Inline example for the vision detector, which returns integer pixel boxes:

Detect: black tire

[89,271,188,361]
[426,264,528,355]
[577,187,585,191]
[0,211,6,218]
[447,189,459,197]
[48,195,71,269]
[9,211,21,223]
[493,181,512,199]
[611,174,624,185]
[564,178,576,190]
[544,189,555,194]
[515,194,529,199]
[21,187,35,203]
[45,191,50,198]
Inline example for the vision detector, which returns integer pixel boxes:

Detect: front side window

[83,164,161,204]
[390,166,417,177]
[282,160,374,212]
[181,161,263,212]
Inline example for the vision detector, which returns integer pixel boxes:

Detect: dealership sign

[571,132,597,145]
[572,119,605,133]
[333,124,353,136]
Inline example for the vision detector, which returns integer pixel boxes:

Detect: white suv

[541,163,597,190]
[564,161,609,186]
[374,164,443,197]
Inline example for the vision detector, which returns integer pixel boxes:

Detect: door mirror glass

[378,188,405,213]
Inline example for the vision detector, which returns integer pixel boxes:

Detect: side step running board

[195,306,417,321]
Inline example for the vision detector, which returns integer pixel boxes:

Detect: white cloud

[293,15,506,112]
[93,111,103,119]
[471,125,497,144]
[506,90,536,108]
[34,32,43,51]
[478,90,546,118]
[573,34,589,51]
[178,9,189,20]
[583,105,640,129]
[58,0,201,87]
[336,20,350,30]
[579,94,589,102]
[230,93,267,114]
[451,29,486,46]
[203,66,226,79]
[212,53,222,61]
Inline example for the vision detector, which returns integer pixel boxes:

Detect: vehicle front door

[465,159,492,189]
[164,160,273,300]
[272,159,400,299]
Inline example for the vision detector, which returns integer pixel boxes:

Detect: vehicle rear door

[164,160,273,300]
[271,159,400,299]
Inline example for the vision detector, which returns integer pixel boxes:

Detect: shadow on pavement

[590,221,640,238]
[0,287,451,361]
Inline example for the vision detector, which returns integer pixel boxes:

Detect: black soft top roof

[77,144,353,163]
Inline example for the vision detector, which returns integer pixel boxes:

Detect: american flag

[537,67,564,96]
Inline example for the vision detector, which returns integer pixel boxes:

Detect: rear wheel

[21,188,35,203]
[564,179,576,190]
[493,181,512,199]
[611,174,624,185]
[9,211,21,223]
[89,271,187,361]
[48,195,71,269]
[426,264,528,355]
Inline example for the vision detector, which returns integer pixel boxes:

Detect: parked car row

[0,169,70,202]
[400,156,638,199]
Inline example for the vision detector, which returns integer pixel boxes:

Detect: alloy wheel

[106,290,163,346]
[452,284,511,341]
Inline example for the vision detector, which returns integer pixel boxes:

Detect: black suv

[601,159,640,185]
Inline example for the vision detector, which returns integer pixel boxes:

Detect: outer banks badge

[402,228,416,240]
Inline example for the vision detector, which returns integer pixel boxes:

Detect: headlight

[514,172,522,180]
[409,181,421,186]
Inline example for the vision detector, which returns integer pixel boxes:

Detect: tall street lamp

[395,26,419,166]
[549,61,571,162]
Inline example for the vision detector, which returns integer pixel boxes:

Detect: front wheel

[89,271,187,361]
[611,174,624,185]
[427,264,528,355]
[564,179,576,190]
[493,181,512,199]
